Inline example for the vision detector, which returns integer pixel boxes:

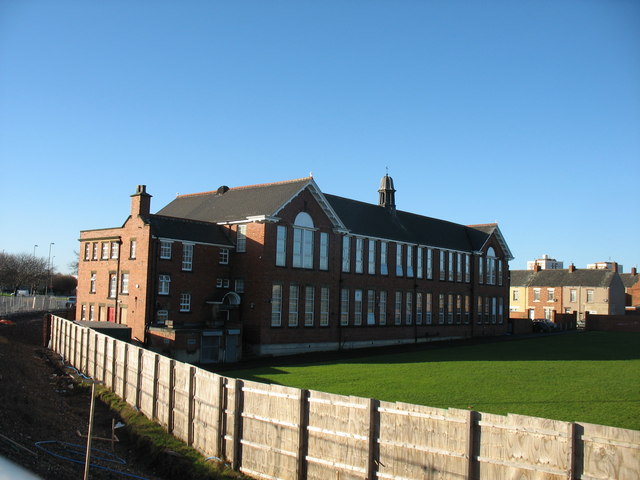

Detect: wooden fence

[48,315,640,480]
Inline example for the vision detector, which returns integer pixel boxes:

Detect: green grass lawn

[223,332,640,431]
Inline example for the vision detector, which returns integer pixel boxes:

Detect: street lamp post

[45,243,54,296]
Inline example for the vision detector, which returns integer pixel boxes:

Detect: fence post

[168,359,176,434]
[111,339,117,391]
[366,398,380,480]
[135,348,143,410]
[84,329,91,375]
[232,378,244,471]
[296,389,310,480]
[188,366,196,446]
[465,410,478,480]
[217,376,227,460]
[567,422,576,479]
[152,354,160,421]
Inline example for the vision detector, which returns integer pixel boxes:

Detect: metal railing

[0,295,69,316]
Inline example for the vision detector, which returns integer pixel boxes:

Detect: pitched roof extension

[144,215,233,247]
[510,269,619,288]
[620,273,640,289]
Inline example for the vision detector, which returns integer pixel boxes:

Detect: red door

[107,307,115,323]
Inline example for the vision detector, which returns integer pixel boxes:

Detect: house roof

[157,177,314,223]
[510,269,619,288]
[620,273,640,288]
[156,176,512,257]
[144,215,233,247]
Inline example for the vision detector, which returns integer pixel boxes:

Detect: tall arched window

[293,212,314,269]
[486,247,497,285]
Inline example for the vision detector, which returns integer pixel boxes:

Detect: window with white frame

[182,243,193,271]
[513,289,520,301]
[89,305,95,321]
[396,244,403,277]
[156,310,168,325]
[416,292,423,325]
[319,232,329,270]
[158,274,170,295]
[368,239,376,275]
[160,241,172,259]
[438,294,445,324]
[587,289,594,303]
[380,241,388,275]
[90,272,96,293]
[92,242,98,260]
[276,225,287,267]
[271,284,282,326]
[219,248,229,265]
[101,242,109,260]
[367,289,375,325]
[293,212,314,269]
[340,288,349,325]
[342,236,351,273]
[305,286,314,326]
[478,256,484,284]
[534,288,541,301]
[406,245,414,278]
[84,243,90,261]
[426,248,433,279]
[416,247,423,279]
[235,279,245,293]
[465,254,470,282]
[393,291,402,325]
[289,284,299,326]
[130,239,137,259]
[547,288,555,302]
[486,248,496,285]
[320,287,330,326]
[456,253,462,282]
[378,290,387,325]
[405,291,413,325]
[236,225,247,253]
[111,241,119,259]
[570,289,576,302]
[464,295,470,324]
[109,273,117,298]
[354,289,363,325]
[439,250,446,280]
[120,273,129,294]
[498,260,503,286]
[448,253,454,282]
[355,238,364,273]
[426,293,432,324]
[81,304,86,321]
[180,293,191,312]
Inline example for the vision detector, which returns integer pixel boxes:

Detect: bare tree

[0,252,49,294]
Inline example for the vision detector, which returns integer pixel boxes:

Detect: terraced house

[76,175,513,363]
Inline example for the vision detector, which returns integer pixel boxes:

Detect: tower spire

[378,172,396,210]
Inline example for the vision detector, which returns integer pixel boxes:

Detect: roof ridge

[176,176,312,199]
[467,223,498,228]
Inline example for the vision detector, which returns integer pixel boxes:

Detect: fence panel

[377,402,470,480]
[155,356,174,429]
[306,391,371,480]
[171,362,194,444]
[239,380,303,480]
[192,370,223,459]
[581,422,640,479]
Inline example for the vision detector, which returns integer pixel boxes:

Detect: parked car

[532,319,557,333]
[65,296,76,308]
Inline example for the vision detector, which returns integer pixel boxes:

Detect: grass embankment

[224,332,640,431]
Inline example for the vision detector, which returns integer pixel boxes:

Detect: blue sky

[1,0,638,275]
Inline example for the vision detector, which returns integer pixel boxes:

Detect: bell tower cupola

[378,173,396,210]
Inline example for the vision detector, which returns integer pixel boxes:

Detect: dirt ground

[0,313,173,480]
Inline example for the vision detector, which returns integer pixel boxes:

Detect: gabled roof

[620,273,640,288]
[156,176,512,256]
[510,269,619,288]
[144,215,233,247]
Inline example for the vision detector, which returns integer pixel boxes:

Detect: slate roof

[620,273,640,288]
[157,178,311,223]
[144,215,233,247]
[510,269,619,288]
[156,176,510,256]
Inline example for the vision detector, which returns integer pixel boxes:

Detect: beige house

[509,265,626,321]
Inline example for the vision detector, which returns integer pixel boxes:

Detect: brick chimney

[534,264,541,272]
[131,185,151,217]
[632,267,637,276]
[568,263,576,273]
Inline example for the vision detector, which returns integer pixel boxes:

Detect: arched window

[486,247,497,285]
[293,212,314,268]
